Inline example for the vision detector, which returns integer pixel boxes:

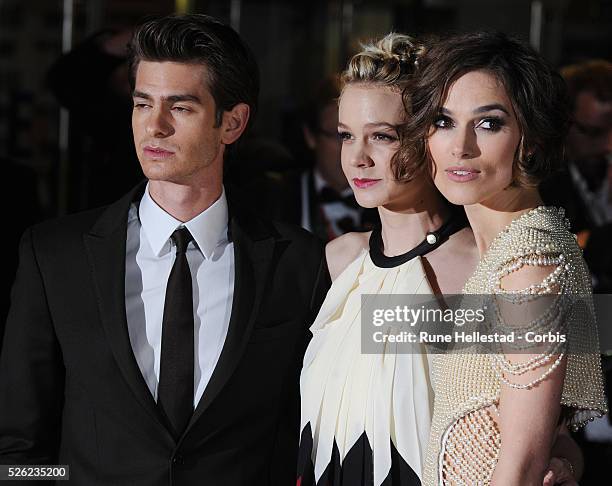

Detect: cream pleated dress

[298,220,464,486]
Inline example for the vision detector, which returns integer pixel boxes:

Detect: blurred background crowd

[0,0,610,483]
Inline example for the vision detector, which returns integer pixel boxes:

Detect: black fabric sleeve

[309,254,331,322]
[269,250,330,485]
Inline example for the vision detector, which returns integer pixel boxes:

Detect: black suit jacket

[0,184,329,485]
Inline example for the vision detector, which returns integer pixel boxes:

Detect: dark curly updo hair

[398,31,570,186]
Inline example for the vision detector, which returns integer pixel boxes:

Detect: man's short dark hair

[128,14,259,128]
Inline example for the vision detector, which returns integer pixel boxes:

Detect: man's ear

[220,103,250,145]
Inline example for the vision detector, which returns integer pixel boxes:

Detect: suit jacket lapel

[187,204,275,430]
[83,182,172,437]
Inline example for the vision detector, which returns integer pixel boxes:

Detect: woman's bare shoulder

[326,231,371,281]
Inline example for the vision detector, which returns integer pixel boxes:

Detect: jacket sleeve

[309,254,331,323]
[269,251,330,485]
[0,227,65,466]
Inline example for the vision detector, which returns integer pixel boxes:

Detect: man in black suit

[0,14,328,485]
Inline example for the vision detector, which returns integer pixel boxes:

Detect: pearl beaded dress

[422,206,608,485]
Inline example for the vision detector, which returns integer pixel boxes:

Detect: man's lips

[445,166,481,182]
[143,146,175,158]
[353,178,381,189]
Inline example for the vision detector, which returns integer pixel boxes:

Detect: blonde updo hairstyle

[341,33,425,182]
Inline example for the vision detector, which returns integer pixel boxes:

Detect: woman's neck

[465,186,543,256]
[378,192,451,257]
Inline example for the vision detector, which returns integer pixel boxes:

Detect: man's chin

[146,176,189,186]
[141,163,179,182]
[143,169,184,185]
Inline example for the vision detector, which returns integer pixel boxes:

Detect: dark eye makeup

[432,114,506,132]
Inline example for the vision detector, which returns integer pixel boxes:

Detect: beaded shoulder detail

[461,205,607,427]
[463,206,576,295]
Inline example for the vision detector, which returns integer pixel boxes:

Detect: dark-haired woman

[400,32,608,485]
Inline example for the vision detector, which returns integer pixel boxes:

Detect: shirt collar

[138,183,229,259]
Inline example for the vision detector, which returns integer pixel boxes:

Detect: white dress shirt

[125,184,234,407]
[569,162,612,226]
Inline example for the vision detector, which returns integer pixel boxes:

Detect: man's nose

[146,108,174,138]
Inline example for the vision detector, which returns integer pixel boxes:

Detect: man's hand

[543,457,577,486]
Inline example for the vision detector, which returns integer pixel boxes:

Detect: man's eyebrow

[132,90,152,100]
[165,94,202,104]
[132,91,202,104]
[440,104,511,116]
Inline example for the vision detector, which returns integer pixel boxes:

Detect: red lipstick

[353,178,381,189]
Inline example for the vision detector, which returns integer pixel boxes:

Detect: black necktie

[157,227,194,438]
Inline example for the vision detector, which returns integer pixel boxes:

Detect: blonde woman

[297,33,475,486]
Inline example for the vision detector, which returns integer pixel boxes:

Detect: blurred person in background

[562,60,612,228]
[540,60,612,291]
[46,28,142,210]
